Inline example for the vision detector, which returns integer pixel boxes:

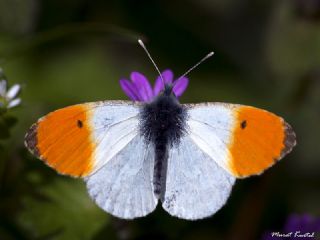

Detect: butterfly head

[161,83,175,97]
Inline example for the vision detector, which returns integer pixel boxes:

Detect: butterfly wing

[162,135,235,220]
[25,100,158,218]
[85,135,158,219]
[25,101,141,177]
[162,102,296,220]
[185,103,296,178]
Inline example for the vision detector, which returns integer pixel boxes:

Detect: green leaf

[0,118,10,139]
[3,115,18,128]
[18,178,108,240]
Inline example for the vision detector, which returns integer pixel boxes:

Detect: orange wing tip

[228,106,296,178]
[25,105,96,178]
[24,120,92,178]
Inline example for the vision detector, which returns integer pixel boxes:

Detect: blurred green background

[0,0,319,239]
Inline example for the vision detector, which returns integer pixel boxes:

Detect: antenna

[138,39,165,86]
[175,52,214,82]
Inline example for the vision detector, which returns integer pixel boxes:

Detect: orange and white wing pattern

[25,101,140,177]
[185,103,296,178]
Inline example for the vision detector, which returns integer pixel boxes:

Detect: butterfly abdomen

[140,93,188,197]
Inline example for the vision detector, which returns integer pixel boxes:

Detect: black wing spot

[241,120,247,129]
[77,120,83,128]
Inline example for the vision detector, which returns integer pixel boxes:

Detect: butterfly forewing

[25,101,141,177]
[185,103,296,178]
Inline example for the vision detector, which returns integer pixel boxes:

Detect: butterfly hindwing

[185,103,296,178]
[85,135,158,219]
[162,135,235,220]
[25,101,140,177]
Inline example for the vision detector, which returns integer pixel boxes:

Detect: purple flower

[119,69,189,102]
[262,214,320,240]
[0,69,21,109]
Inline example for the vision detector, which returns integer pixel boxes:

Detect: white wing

[89,101,141,175]
[185,103,236,175]
[162,136,235,220]
[85,135,158,219]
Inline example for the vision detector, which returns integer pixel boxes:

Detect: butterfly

[25,40,296,220]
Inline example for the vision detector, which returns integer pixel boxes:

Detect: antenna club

[174,51,215,82]
[138,39,144,46]
[208,52,214,57]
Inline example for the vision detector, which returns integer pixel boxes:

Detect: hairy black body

[140,85,188,198]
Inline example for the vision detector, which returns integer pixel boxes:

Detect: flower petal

[0,80,7,97]
[154,69,174,96]
[119,79,140,101]
[7,98,21,108]
[6,84,21,100]
[153,78,163,96]
[284,214,320,235]
[173,77,189,97]
[130,72,153,101]
[162,69,174,83]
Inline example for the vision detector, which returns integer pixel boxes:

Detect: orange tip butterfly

[25,40,296,220]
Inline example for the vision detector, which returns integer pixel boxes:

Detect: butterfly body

[140,84,188,197]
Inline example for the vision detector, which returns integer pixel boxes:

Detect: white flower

[6,84,21,99]
[7,98,21,108]
[0,79,21,109]
[0,80,7,97]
